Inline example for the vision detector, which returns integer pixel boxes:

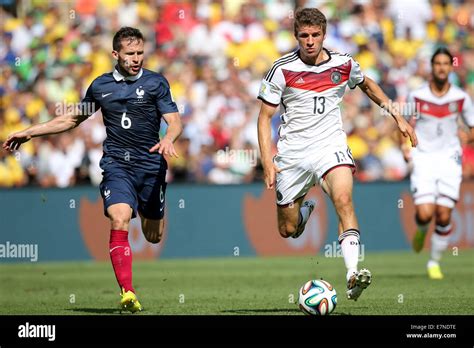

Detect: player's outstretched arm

[149,112,182,157]
[358,77,418,148]
[2,112,89,151]
[257,100,281,189]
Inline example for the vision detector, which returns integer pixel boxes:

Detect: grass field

[1,250,473,315]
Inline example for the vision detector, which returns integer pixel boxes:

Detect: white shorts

[274,144,355,205]
[410,150,462,208]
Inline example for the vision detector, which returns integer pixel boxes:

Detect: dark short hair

[112,27,144,51]
[294,8,327,36]
[431,47,454,65]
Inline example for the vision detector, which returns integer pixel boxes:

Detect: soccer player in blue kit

[3,27,182,313]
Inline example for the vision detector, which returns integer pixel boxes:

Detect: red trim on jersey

[282,61,351,93]
[414,98,464,118]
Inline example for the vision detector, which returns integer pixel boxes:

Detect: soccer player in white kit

[403,48,474,279]
[257,8,417,301]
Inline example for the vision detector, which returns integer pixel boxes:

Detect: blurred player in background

[257,8,417,301]
[3,27,182,312]
[403,48,474,279]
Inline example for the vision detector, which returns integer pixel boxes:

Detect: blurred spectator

[0,0,473,188]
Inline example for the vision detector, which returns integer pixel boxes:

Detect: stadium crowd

[1,0,474,187]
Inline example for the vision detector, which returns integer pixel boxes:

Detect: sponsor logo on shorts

[103,189,111,200]
[159,185,165,212]
[276,190,283,201]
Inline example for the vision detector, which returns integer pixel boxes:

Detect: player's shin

[413,216,430,253]
[109,230,135,293]
[430,224,452,263]
[338,229,360,281]
[416,219,430,234]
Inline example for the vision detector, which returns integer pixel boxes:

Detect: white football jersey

[407,84,474,153]
[258,48,365,158]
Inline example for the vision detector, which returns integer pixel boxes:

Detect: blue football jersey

[80,67,178,173]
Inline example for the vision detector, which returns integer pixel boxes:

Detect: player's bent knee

[278,223,297,238]
[108,205,133,231]
[416,210,433,225]
[435,211,451,226]
[333,193,353,211]
[110,216,131,231]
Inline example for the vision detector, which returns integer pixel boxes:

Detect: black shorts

[99,161,167,220]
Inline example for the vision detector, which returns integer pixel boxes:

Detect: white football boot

[346,268,372,301]
[292,199,316,239]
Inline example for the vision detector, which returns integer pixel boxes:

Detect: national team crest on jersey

[136,87,145,99]
[331,71,342,84]
[449,102,458,112]
[132,86,146,104]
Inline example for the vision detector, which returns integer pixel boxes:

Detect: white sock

[430,224,452,262]
[338,229,360,281]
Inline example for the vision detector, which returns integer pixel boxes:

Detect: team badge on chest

[133,86,146,104]
[331,71,342,84]
[448,102,457,113]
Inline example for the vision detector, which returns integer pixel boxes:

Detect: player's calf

[412,207,434,253]
[277,197,305,238]
[141,218,164,244]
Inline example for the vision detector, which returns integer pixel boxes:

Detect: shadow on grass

[377,274,428,280]
[221,308,350,315]
[66,307,121,314]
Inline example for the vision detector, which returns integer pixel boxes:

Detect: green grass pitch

[1,250,473,315]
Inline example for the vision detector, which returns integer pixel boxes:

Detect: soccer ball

[298,279,337,315]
